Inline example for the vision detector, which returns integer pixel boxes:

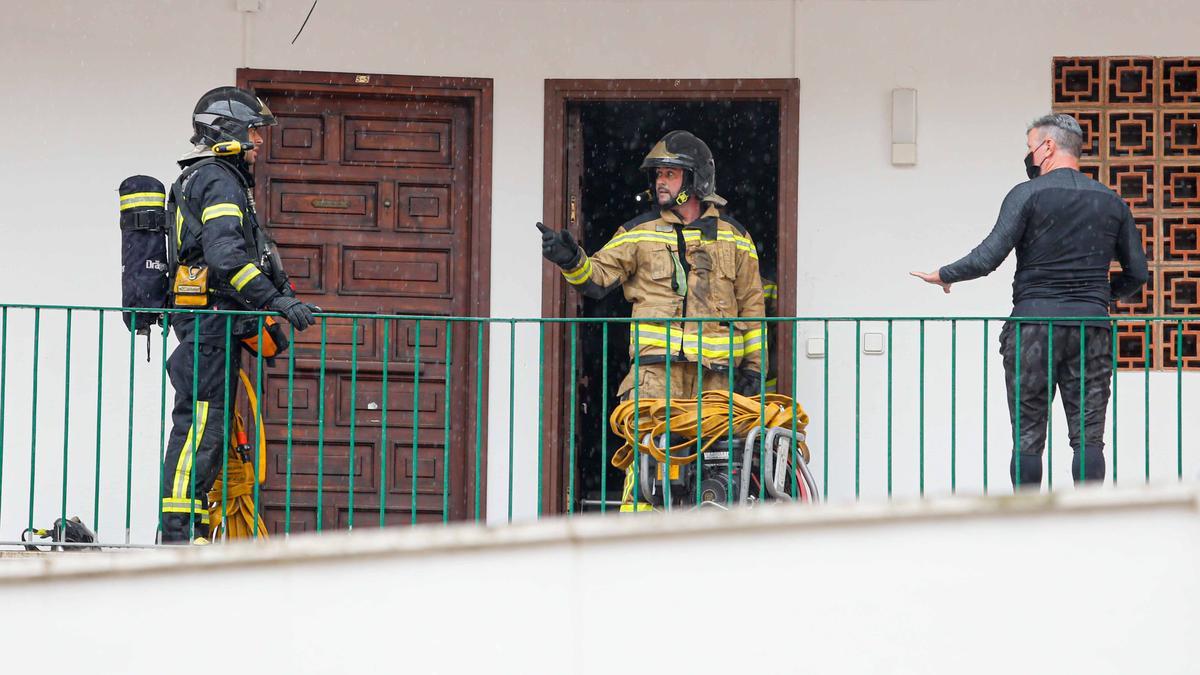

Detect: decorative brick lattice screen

[1053,56,1200,369]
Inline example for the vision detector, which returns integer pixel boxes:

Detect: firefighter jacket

[168,158,290,343]
[560,204,766,376]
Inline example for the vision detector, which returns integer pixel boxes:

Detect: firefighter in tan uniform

[538,130,766,404]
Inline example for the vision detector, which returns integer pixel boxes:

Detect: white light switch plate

[806,337,825,358]
[863,332,885,354]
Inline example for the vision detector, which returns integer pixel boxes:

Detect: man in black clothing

[913,113,1148,488]
[161,87,320,542]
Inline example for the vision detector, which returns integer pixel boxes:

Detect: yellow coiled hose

[609,391,810,471]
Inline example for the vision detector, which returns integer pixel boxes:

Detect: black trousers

[1000,322,1111,488]
[160,340,236,543]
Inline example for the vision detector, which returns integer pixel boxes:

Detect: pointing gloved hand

[268,295,321,331]
[535,222,582,268]
[734,368,764,398]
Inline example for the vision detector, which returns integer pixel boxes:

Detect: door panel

[249,80,480,531]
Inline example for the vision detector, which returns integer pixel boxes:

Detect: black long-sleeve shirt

[939,167,1148,318]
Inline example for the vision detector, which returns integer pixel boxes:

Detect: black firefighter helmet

[190,86,277,155]
[640,130,726,207]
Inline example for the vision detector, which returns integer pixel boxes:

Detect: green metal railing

[0,303,1194,548]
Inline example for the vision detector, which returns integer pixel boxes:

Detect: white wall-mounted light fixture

[892,88,917,166]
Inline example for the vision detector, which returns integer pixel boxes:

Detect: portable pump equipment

[609,391,817,509]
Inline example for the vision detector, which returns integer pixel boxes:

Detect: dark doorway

[573,100,780,510]
[541,79,799,515]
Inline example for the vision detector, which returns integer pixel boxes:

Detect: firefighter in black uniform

[161,87,319,543]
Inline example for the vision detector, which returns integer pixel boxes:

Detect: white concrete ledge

[3,483,1197,584]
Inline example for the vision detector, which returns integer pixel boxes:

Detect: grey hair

[1027,113,1084,157]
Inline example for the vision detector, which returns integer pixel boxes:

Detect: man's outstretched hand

[536,222,581,268]
[910,270,952,294]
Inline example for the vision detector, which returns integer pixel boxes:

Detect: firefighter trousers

[1000,322,1112,488]
[160,340,236,543]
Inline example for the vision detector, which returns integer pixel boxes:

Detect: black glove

[536,222,581,268]
[734,369,763,397]
[268,295,320,332]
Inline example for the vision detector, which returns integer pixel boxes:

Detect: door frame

[540,78,800,514]
[237,68,494,521]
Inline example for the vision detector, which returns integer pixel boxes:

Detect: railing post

[473,321,483,523]
[0,308,7,527]
[413,318,422,526]
[27,307,41,537]
[59,308,72,541]
[568,321,577,515]
[1111,319,1118,486]
[950,319,957,495]
[982,319,989,495]
[822,319,828,501]
[252,316,265,540]
[379,318,389,528]
[1014,320,1022,492]
[284,323,297,537]
[153,312,169,543]
[1047,322,1054,491]
[536,322,545,518]
[316,317,327,532]
[1144,319,1150,484]
[443,319,453,523]
[506,320,515,523]
[854,319,861,500]
[600,322,609,513]
[92,310,104,535]
[887,319,893,498]
[348,317,359,531]
[919,319,925,496]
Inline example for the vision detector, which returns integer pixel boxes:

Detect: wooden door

[240,70,492,532]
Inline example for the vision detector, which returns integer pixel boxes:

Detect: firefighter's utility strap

[608,391,809,471]
[207,369,269,540]
[237,368,268,484]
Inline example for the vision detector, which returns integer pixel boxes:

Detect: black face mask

[1024,140,1049,179]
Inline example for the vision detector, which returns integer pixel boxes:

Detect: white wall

[2,486,1197,674]
[1,0,1199,537]
[793,0,1200,501]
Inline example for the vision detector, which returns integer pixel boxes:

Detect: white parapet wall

[2,485,1198,674]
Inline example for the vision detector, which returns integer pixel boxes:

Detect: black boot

[1009,451,1043,490]
[1072,445,1106,483]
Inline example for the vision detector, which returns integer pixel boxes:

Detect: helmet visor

[252,98,277,128]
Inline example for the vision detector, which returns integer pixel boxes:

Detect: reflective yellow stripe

[201,203,243,223]
[161,498,207,513]
[161,498,210,524]
[172,400,210,499]
[175,208,184,250]
[562,257,592,285]
[762,283,778,300]
[230,264,262,291]
[601,230,758,259]
[602,231,676,250]
[119,192,166,211]
[741,328,765,356]
[636,323,759,345]
[632,324,756,359]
